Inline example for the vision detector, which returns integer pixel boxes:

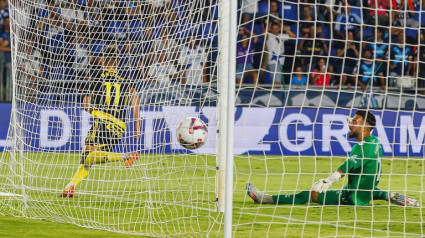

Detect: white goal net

[233,0,424,237]
[1,0,224,237]
[0,0,424,237]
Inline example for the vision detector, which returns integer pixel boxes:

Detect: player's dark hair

[356,110,376,130]
[101,46,120,67]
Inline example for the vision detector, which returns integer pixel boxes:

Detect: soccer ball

[176,117,208,149]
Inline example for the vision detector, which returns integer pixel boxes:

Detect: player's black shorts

[85,110,126,151]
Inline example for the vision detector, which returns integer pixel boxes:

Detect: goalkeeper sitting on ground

[247,110,420,207]
[60,46,140,198]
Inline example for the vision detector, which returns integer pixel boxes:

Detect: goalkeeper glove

[311,172,342,193]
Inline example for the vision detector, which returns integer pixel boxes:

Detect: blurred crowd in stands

[0,0,424,102]
[237,0,425,92]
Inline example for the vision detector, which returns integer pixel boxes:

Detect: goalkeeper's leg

[247,183,350,205]
[373,187,420,207]
[246,183,312,205]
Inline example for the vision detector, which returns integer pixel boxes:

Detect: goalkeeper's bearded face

[348,115,364,138]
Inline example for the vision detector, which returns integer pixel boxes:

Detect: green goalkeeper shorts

[317,190,354,205]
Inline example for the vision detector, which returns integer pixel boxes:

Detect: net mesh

[1,0,424,237]
[2,0,222,237]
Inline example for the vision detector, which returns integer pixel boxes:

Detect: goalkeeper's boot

[388,192,420,207]
[123,152,139,167]
[246,182,274,204]
[59,183,75,198]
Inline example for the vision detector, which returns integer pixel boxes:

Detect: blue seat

[322,25,330,39]
[39,8,48,18]
[105,20,127,39]
[91,42,109,57]
[210,47,218,62]
[258,2,269,16]
[211,1,219,19]
[253,24,263,35]
[171,0,186,18]
[129,20,143,40]
[351,7,362,21]
[175,23,193,39]
[198,22,218,42]
[152,21,167,38]
[38,93,57,102]
[363,26,374,39]
[405,29,418,39]
[264,71,272,84]
[282,2,298,22]
[421,12,425,27]
[330,47,337,56]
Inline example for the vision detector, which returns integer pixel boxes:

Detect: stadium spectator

[239,13,253,36]
[140,27,155,77]
[316,1,330,22]
[311,57,333,86]
[59,0,87,27]
[300,5,315,35]
[325,0,345,21]
[178,37,208,85]
[389,31,413,87]
[291,66,308,86]
[236,34,258,85]
[39,7,73,53]
[265,22,296,85]
[70,33,90,79]
[391,0,418,30]
[80,0,103,40]
[415,30,425,93]
[17,40,43,102]
[355,48,386,91]
[147,52,179,86]
[334,3,362,46]
[261,0,282,33]
[241,0,258,17]
[0,16,11,101]
[0,0,9,26]
[297,25,328,72]
[366,27,388,88]
[336,30,359,88]
[120,41,142,73]
[367,0,390,26]
[153,27,179,64]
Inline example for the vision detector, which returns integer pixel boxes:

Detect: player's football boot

[389,192,420,207]
[59,183,75,198]
[123,152,139,167]
[246,182,273,204]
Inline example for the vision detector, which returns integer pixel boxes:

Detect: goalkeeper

[247,110,419,207]
[60,46,140,198]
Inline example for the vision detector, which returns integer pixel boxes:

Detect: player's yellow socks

[84,151,122,165]
[69,152,123,187]
[70,164,89,186]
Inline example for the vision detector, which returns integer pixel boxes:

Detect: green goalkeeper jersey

[338,134,383,206]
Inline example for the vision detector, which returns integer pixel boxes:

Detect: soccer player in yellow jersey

[60,46,140,198]
[247,110,420,207]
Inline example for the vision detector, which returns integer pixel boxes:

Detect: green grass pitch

[0,152,423,237]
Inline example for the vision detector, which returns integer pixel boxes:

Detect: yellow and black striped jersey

[87,65,132,120]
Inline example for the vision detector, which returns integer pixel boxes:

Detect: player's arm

[129,87,140,139]
[312,149,360,193]
[82,95,93,113]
